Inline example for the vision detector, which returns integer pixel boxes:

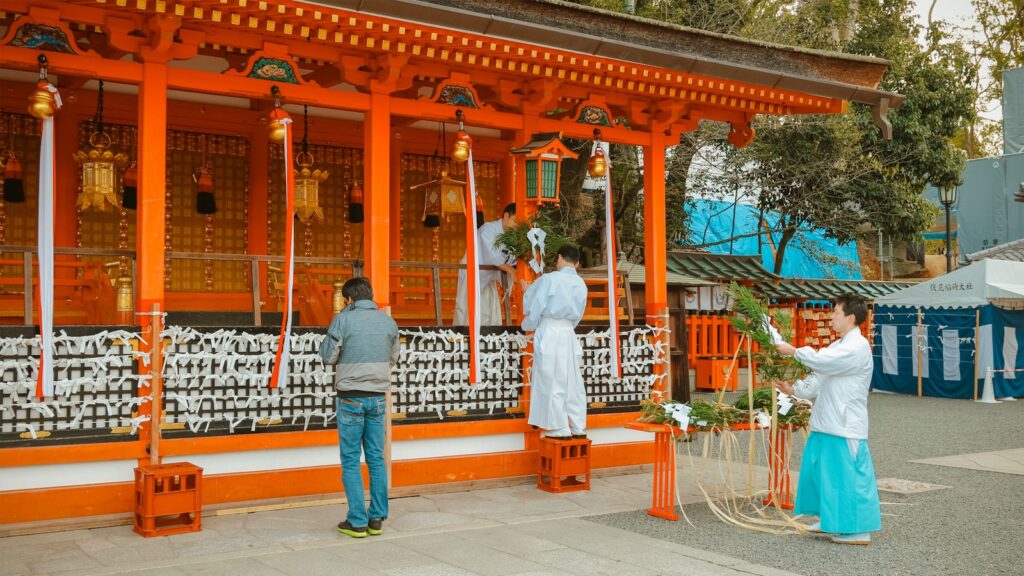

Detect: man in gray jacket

[319,277,399,538]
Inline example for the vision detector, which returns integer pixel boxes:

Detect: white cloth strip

[942,329,962,382]
[881,324,898,375]
[1004,327,1017,380]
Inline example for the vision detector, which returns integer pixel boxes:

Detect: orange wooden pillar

[627,422,680,521]
[389,131,403,262]
[134,60,168,453]
[364,92,390,308]
[136,61,167,315]
[644,128,670,396]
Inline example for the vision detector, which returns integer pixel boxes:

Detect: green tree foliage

[972,0,1024,101]
[571,0,976,274]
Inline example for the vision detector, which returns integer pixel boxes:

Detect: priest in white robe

[776,294,881,546]
[520,244,588,439]
[454,203,518,326]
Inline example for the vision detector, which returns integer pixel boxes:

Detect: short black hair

[342,277,374,302]
[502,203,516,218]
[558,244,580,265]
[834,294,868,325]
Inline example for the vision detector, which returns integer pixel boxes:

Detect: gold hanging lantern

[73,80,127,212]
[74,131,128,212]
[295,150,327,223]
[294,106,328,224]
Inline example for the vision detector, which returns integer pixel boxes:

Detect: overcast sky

[911,0,1004,122]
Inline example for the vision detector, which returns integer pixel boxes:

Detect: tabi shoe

[337,520,368,538]
[806,521,823,533]
[830,533,871,546]
[546,435,572,441]
[367,518,383,536]
[572,433,587,439]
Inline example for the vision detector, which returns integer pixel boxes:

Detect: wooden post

[916,307,923,397]
[136,61,167,314]
[149,303,163,465]
[974,309,981,401]
[644,128,670,399]
[364,92,391,308]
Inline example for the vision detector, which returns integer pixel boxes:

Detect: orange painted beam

[644,128,671,393]
[390,98,522,131]
[364,92,391,307]
[165,67,371,111]
[0,440,654,523]
[136,61,167,313]
[0,45,143,84]
[0,441,147,468]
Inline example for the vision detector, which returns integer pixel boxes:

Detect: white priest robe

[454,219,513,326]
[522,267,588,434]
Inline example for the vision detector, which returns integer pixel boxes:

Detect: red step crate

[133,462,203,538]
[538,437,591,493]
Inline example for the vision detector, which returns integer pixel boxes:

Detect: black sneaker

[572,434,587,439]
[367,518,383,536]
[337,520,368,538]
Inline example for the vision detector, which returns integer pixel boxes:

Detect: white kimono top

[459,219,514,289]
[521,267,587,331]
[791,328,874,440]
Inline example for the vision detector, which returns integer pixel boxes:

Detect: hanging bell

[3,151,24,203]
[451,131,472,163]
[294,150,327,224]
[587,145,608,178]
[348,179,364,223]
[28,81,56,120]
[121,163,138,210]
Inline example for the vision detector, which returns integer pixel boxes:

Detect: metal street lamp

[939,184,958,273]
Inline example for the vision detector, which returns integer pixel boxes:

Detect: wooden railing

[0,248,636,328]
[0,246,131,325]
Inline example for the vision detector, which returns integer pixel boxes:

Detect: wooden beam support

[166,67,371,111]
[364,92,391,309]
[644,126,670,396]
[136,61,167,313]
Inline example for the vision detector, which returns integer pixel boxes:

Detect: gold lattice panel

[165,131,249,292]
[400,153,500,291]
[0,113,41,289]
[269,143,362,263]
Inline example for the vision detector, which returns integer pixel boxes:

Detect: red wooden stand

[626,422,683,521]
[537,436,591,493]
[762,425,795,510]
[134,462,203,537]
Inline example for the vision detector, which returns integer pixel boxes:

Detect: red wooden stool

[538,436,591,493]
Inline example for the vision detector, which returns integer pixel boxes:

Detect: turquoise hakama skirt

[794,431,882,535]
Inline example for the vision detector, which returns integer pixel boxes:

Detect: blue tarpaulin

[685,199,862,280]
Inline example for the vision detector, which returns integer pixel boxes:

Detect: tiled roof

[666,251,781,283]
[966,238,1024,263]
[666,251,913,300]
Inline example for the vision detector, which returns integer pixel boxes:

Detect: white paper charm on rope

[526,226,546,274]
[36,82,61,398]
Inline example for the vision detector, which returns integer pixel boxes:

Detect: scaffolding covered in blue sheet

[685,199,862,280]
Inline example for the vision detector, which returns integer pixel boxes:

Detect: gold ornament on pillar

[73,80,128,212]
[294,106,327,224]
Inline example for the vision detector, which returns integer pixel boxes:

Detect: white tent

[874,259,1024,309]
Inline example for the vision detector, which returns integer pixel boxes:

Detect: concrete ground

[592,392,1024,576]
[5,392,1021,576]
[1,458,792,576]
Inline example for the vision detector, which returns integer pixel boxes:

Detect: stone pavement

[910,447,1024,475]
[0,456,800,576]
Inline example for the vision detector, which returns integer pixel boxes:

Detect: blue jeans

[336,396,388,528]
